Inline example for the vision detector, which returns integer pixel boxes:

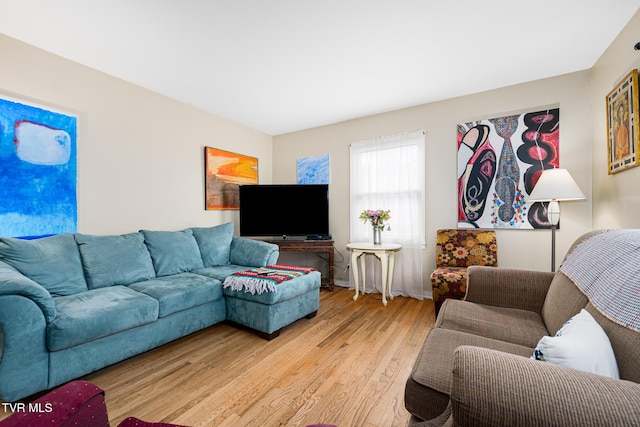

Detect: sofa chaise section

[221,269,321,339]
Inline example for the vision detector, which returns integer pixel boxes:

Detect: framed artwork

[297,153,330,184]
[457,108,560,229]
[0,97,77,238]
[606,69,640,174]
[204,147,258,210]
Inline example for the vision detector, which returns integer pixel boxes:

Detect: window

[350,130,425,299]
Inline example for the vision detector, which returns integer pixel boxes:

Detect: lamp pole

[551,222,556,272]
[548,199,560,272]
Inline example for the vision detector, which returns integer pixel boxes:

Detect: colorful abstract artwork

[204,147,258,210]
[296,153,330,184]
[457,108,560,229]
[0,97,77,238]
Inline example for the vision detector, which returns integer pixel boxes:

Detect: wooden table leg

[358,251,366,297]
[387,251,396,301]
[351,250,361,301]
[376,251,389,306]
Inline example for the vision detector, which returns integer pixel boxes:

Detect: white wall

[0,34,273,235]
[591,9,640,229]
[273,71,594,290]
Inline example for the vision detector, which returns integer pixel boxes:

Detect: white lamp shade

[528,168,585,202]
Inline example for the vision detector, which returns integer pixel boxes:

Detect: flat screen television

[239,184,330,240]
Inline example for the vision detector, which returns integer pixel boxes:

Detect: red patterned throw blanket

[223,264,316,294]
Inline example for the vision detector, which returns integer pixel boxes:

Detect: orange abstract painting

[205,147,258,210]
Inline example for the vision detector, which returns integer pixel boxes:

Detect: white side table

[346,242,402,306]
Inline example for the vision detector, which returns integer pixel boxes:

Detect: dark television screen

[239,184,330,238]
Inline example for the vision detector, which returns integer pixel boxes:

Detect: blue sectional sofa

[0,222,321,402]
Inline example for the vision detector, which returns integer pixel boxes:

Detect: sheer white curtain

[349,130,425,300]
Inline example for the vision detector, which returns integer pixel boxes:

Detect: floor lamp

[528,168,585,272]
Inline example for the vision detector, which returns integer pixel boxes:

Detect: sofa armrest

[0,262,54,401]
[229,237,279,267]
[0,260,55,322]
[465,266,554,313]
[0,294,50,401]
[450,346,640,427]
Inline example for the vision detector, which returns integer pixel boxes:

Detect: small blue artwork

[0,97,77,238]
[297,153,330,184]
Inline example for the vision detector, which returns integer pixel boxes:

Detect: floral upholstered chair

[430,229,498,314]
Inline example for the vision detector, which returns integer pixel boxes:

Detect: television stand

[266,239,334,291]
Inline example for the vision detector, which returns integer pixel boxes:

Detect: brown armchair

[430,229,497,314]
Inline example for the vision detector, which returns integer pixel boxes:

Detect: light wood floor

[6,287,435,426]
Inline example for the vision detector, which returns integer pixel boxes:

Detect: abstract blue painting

[297,153,330,184]
[0,97,77,238]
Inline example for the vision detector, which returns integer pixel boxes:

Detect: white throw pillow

[532,309,620,378]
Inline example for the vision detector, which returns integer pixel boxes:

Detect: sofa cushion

[141,230,204,276]
[190,222,234,267]
[585,304,640,383]
[0,234,87,297]
[48,286,159,351]
[128,273,222,317]
[75,233,156,289]
[541,271,589,335]
[405,327,533,422]
[436,298,549,348]
[533,309,619,379]
[191,264,252,282]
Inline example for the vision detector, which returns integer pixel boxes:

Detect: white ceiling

[1,1,640,135]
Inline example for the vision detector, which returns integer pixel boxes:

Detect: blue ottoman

[222,268,321,339]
